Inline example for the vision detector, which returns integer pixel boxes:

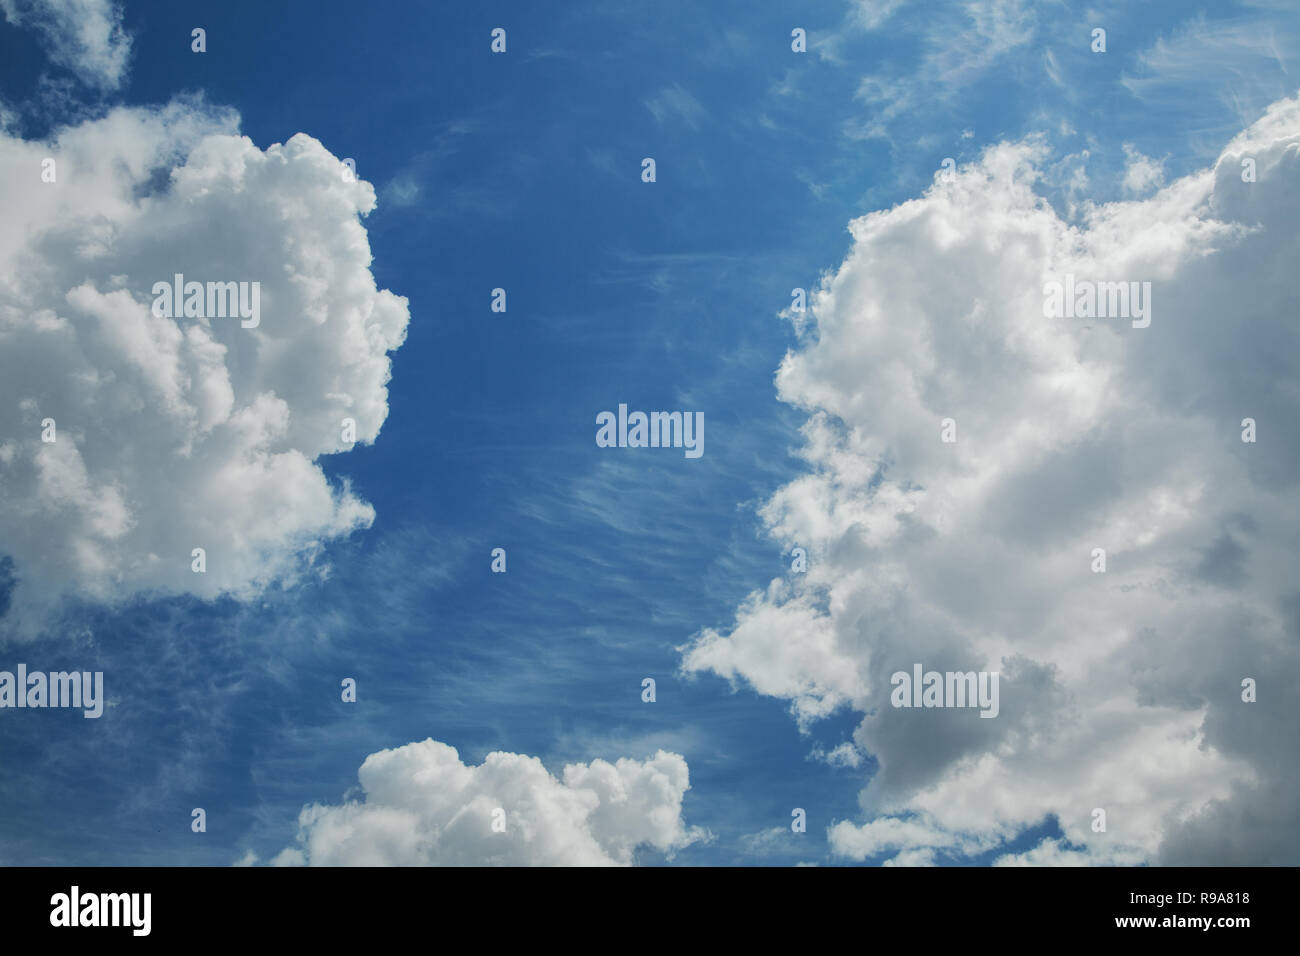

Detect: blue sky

[2,0,1298,866]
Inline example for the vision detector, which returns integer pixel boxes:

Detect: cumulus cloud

[814,741,865,769]
[0,99,409,631]
[684,94,1300,865]
[1121,143,1165,195]
[0,0,132,90]
[271,739,703,866]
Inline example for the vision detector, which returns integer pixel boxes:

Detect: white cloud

[382,174,421,208]
[644,84,706,130]
[815,741,865,769]
[883,847,938,866]
[1123,15,1297,125]
[847,0,1037,141]
[828,816,959,859]
[929,0,1036,88]
[850,0,909,32]
[991,837,1143,867]
[0,100,409,631]
[684,94,1300,865]
[0,0,132,90]
[272,739,703,866]
[1121,143,1165,195]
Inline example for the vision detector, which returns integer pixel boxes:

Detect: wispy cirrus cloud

[644,83,707,129]
[0,0,132,90]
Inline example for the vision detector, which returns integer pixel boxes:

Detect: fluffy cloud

[1121,143,1165,195]
[271,739,702,866]
[0,99,409,630]
[684,94,1300,865]
[0,0,132,90]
